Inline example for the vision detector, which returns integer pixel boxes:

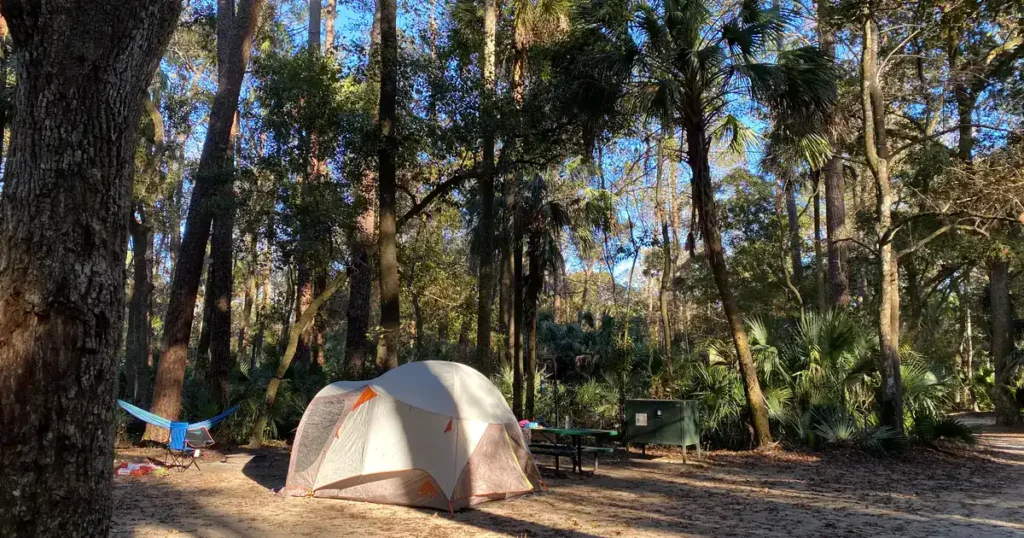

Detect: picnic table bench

[528,428,617,473]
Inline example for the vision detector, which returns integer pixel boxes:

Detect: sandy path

[112,415,1024,537]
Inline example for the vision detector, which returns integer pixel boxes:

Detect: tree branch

[396,167,481,230]
[896,225,989,260]
[892,124,1018,157]
[833,237,878,256]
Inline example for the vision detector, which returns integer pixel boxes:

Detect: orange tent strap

[444,418,453,433]
[352,387,378,411]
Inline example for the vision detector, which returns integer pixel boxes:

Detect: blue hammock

[117,400,238,471]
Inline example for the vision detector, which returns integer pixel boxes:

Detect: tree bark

[475,0,498,377]
[818,0,850,308]
[197,274,213,372]
[785,177,804,284]
[655,126,674,367]
[0,0,180,534]
[237,234,257,357]
[208,206,235,408]
[861,12,903,434]
[524,231,544,420]
[512,231,525,419]
[375,0,400,373]
[989,256,1021,425]
[249,274,346,445]
[344,4,382,380]
[961,276,978,410]
[686,122,772,448]
[207,110,239,408]
[294,267,314,365]
[0,19,9,166]
[324,0,336,54]
[127,209,155,404]
[813,174,826,312]
[147,0,264,442]
[308,0,320,54]
[294,0,324,367]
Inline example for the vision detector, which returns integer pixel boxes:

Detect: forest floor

[112,413,1024,537]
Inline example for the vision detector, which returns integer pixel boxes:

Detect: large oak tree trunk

[0,1,180,534]
[147,0,263,441]
[686,123,772,448]
[475,0,497,377]
[375,0,400,373]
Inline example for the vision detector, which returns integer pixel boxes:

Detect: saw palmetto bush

[678,310,966,450]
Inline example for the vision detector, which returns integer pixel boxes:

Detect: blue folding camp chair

[118,400,238,471]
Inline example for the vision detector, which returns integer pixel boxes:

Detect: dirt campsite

[111,414,1024,537]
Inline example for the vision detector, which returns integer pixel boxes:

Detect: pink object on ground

[115,462,160,476]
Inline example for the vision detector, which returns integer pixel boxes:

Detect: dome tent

[281,361,543,511]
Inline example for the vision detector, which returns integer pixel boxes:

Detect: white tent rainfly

[281,361,544,511]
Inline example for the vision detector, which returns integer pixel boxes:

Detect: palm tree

[625,0,837,447]
[514,173,572,419]
[514,169,612,419]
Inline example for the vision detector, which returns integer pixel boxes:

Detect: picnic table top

[531,427,618,437]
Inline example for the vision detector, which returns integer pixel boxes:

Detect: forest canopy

[0,0,1021,533]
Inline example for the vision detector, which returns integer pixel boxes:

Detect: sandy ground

[112,414,1024,537]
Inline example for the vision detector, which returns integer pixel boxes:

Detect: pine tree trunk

[197,275,213,372]
[0,1,179,533]
[324,0,336,54]
[308,0,320,53]
[813,174,826,312]
[296,0,324,367]
[147,0,264,441]
[237,234,257,355]
[375,0,400,373]
[785,178,804,284]
[502,181,517,372]
[512,232,525,419]
[524,232,544,420]
[475,0,497,377]
[686,123,772,448]
[127,210,156,403]
[168,170,184,274]
[818,2,850,308]
[208,189,235,408]
[989,256,1021,425]
[344,8,381,380]
[345,224,373,378]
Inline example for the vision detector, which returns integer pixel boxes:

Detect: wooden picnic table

[529,427,617,473]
